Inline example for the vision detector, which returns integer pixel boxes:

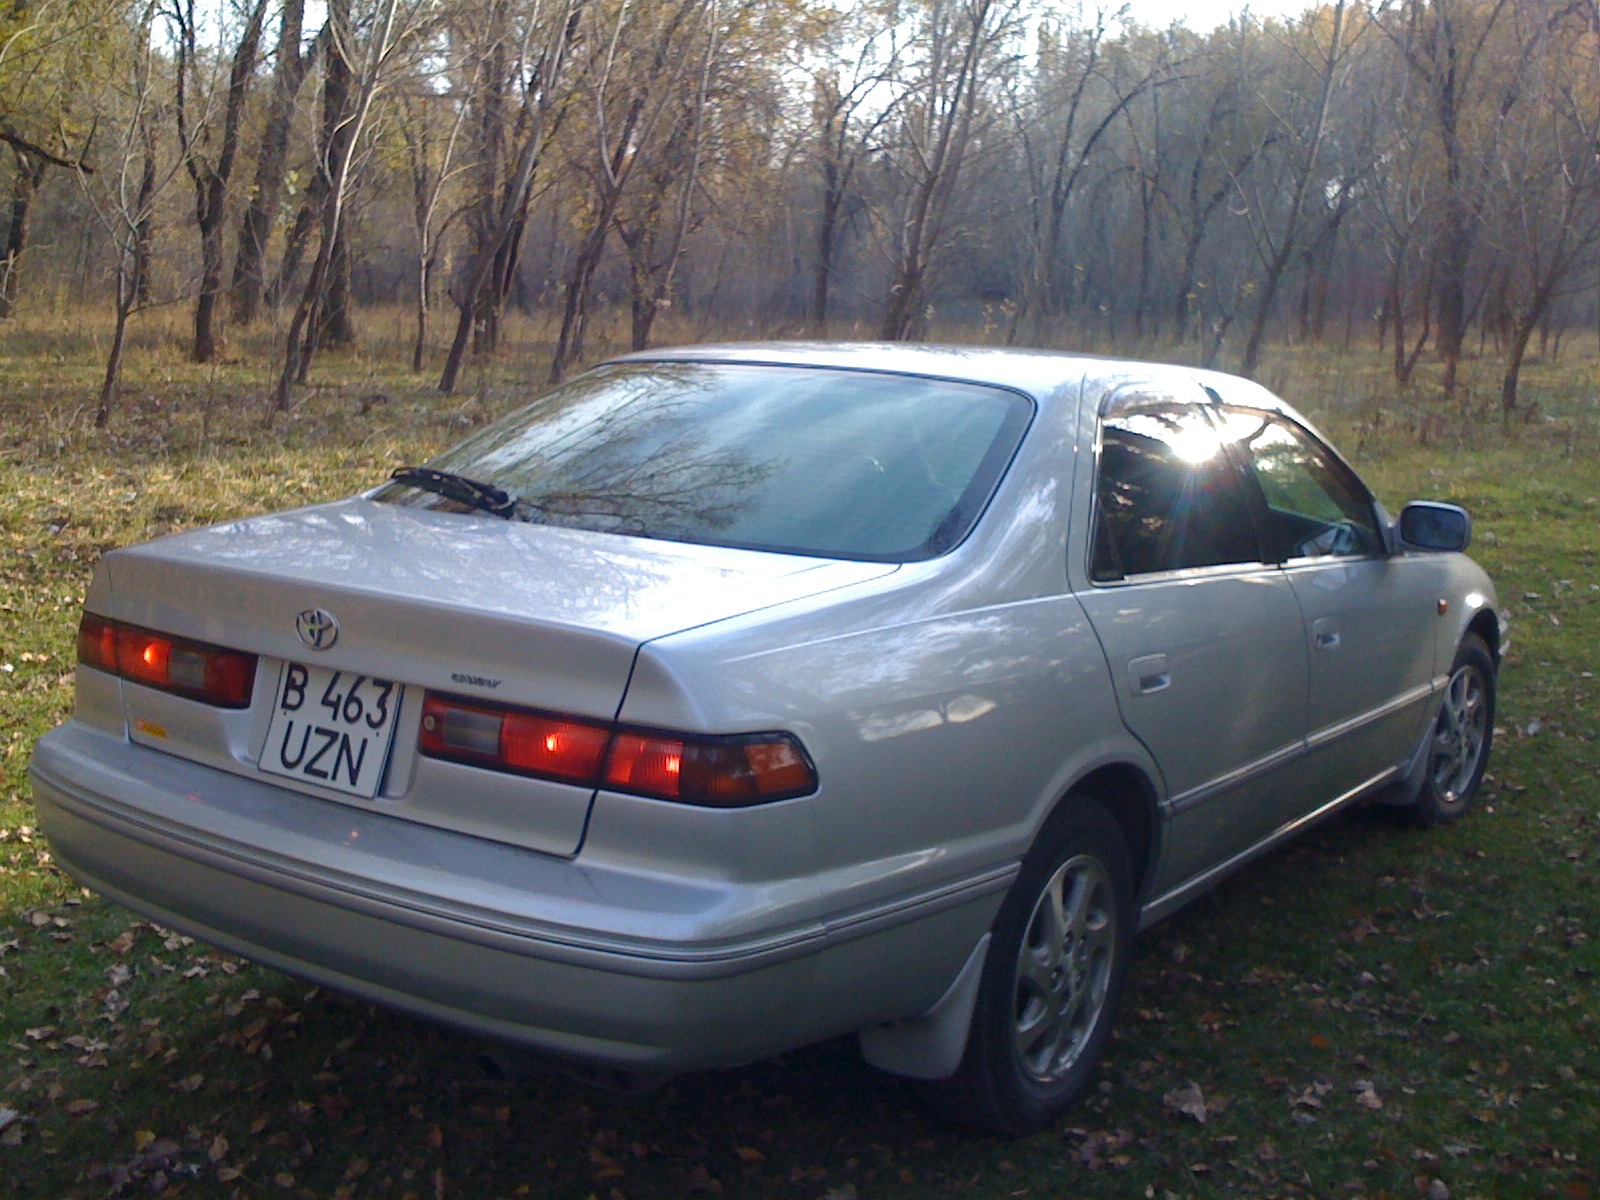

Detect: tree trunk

[271,0,388,417]
[132,135,156,307]
[811,158,841,334]
[192,175,227,362]
[413,249,430,372]
[549,224,611,382]
[316,223,355,350]
[179,0,269,362]
[1500,318,1535,414]
[96,296,132,429]
[231,0,317,325]
[0,153,48,319]
[439,0,580,394]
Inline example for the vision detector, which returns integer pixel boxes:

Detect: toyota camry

[31,344,1503,1133]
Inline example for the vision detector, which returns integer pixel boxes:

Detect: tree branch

[0,127,91,173]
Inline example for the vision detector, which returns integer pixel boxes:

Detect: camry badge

[295,608,339,651]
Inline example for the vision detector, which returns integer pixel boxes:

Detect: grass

[1,306,1598,1199]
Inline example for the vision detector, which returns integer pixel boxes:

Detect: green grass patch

[2,316,1597,1198]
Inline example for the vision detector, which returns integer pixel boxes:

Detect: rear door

[1212,405,1438,809]
[1076,392,1308,891]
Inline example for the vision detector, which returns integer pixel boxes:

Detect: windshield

[374,362,1034,562]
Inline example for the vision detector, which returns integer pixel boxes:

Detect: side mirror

[1396,501,1472,552]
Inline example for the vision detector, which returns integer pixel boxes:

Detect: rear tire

[1406,633,1495,827]
[921,799,1135,1135]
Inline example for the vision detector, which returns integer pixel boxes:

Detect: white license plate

[259,662,401,798]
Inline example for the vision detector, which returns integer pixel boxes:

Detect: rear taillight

[419,694,609,785]
[603,731,816,805]
[76,613,257,708]
[419,693,817,807]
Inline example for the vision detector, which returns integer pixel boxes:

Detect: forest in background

[1,0,1598,426]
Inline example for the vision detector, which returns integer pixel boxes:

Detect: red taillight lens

[419,694,610,785]
[604,732,685,797]
[75,613,257,708]
[418,692,818,806]
[503,710,610,781]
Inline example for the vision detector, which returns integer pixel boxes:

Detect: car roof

[606,341,1296,417]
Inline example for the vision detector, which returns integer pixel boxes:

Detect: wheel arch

[858,757,1162,1084]
[1051,761,1162,907]
[1466,608,1501,664]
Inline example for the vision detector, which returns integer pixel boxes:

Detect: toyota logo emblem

[295,608,339,651]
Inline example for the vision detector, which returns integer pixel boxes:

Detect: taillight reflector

[76,613,257,708]
[419,692,817,807]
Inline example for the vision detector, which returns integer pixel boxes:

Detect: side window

[1214,407,1382,561]
[1091,404,1262,582]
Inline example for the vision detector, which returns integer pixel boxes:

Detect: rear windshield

[374,362,1034,561]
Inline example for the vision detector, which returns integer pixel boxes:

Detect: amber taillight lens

[603,731,816,806]
[419,692,818,807]
[76,612,257,708]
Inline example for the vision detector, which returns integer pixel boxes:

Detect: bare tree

[436,0,583,394]
[1157,57,1274,345]
[806,10,897,334]
[75,1,183,426]
[878,0,1021,342]
[615,0,730,350]
[1484,9,1600,411]
[1006,8,1167,343]
[398,73,472,371]
[1375,0,1583,397]
[1235,1,1356,379]
[544,0,712,383]
[270,0,428,416]
[169,0,270,362]
[0,0,105,318]
[229,0,322,325]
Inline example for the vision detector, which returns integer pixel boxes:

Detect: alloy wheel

[1011,854,1116,1083]
[1432,661,1489,804]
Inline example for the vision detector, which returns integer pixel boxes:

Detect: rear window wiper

[389,466,519,519]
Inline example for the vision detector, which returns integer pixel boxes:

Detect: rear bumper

[31,722,1006,1072]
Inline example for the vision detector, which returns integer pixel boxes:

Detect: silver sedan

[31,344,1503,1133]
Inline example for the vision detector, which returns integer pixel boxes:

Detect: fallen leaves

[1072,1127,1134,1169]
[1162,1081,1228,1124]
[1354,1080,1385,1110]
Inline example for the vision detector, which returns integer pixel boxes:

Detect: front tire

[923,800,1135,1134]
[1408,633,1496,827]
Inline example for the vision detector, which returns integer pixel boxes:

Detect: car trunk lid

[97,499,895,855]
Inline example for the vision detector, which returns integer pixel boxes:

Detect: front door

[1213,406,1438,808]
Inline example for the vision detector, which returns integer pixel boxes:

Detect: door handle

[1311,617,1341,651]
[1128,653,1170,694]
